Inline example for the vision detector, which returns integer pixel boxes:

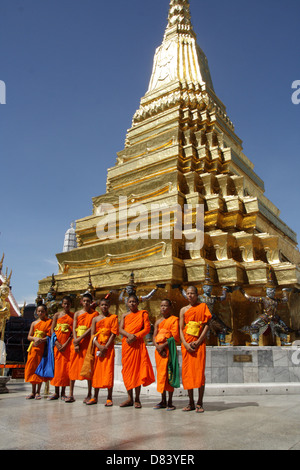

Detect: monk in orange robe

[85,298,118,406]
[49,296,74,400]
[153,299,179,411]
[179,286,212,413]
[119,294,155,408]
[65,293,98,403]
[25,304,52,399]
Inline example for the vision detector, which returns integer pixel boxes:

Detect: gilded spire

[131,0,233,129]
[139,0,214,103]
[167,0,192,28]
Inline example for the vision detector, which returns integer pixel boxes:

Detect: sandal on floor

[35,394,42,400]
[182,404,195,412]
[167,405,176,411]
[47,394,59,401]
[153,403,167,409]
[86,398,97,405]
[65,396,76,403]
[26,393,35,400]
[196,405,204,413]
[105,399,113,407]
[134,402,142,409]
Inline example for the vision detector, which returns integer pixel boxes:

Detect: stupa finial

[167,0,192,28]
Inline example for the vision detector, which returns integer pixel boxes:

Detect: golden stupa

[38,0,300,346]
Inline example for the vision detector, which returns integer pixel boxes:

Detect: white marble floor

[1,381,300,451]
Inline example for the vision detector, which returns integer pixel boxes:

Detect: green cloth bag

[167,337,180,388]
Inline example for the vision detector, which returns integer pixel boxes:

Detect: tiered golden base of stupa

[38,0,300,345]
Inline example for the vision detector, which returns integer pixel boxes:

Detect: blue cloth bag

[35,333,56,379]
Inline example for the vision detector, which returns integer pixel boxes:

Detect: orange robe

[121,310,155,390]
[50,313,74,387]
[155,315,180,394]
[181,303,211,390]
[92,314,119,389]
[24,318,52,384]
[69,310,98,381]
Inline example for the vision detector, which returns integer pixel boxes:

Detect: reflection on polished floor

[1,381,300,451]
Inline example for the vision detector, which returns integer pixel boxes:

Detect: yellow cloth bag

[76,325,88,337]
[54,323,70,333]
[27,330,46,353]
[186,321,202,337]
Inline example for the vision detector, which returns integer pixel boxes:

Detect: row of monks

[24,287,211,410]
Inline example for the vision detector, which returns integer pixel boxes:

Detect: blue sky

[0,0,299,305]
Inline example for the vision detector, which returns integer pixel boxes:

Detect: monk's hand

[186,342,196,353]
[55,341,63,351]
[100,349,107,357]
[157,345,167,357]
[126,334,137,345]
[97,345,107,356]
[191,340,201,350]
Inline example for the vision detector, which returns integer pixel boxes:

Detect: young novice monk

[85,298,118,406]
[153,299,180,411]
[49,296,74,400]
[119,294,155,408]
[25,304,52,400]
[179,286,212,413]
[65,293,98,403]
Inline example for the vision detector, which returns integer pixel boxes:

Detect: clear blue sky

[1,0,299,305]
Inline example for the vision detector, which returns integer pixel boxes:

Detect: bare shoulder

[154,316,164,327]
[73,309,83,320]
[179,305,190,316]
[93,315,102,323]
[75,308,85,315]
[120,311,130,321]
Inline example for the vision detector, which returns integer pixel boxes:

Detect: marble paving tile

[211,367,228,383]
[211,350,228,367]
[243,367,259,383]
[273,348,289,367]
[228,366,244,383]
[274,366,290,383]
[258,349,274,368]
[258,366,275,383]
